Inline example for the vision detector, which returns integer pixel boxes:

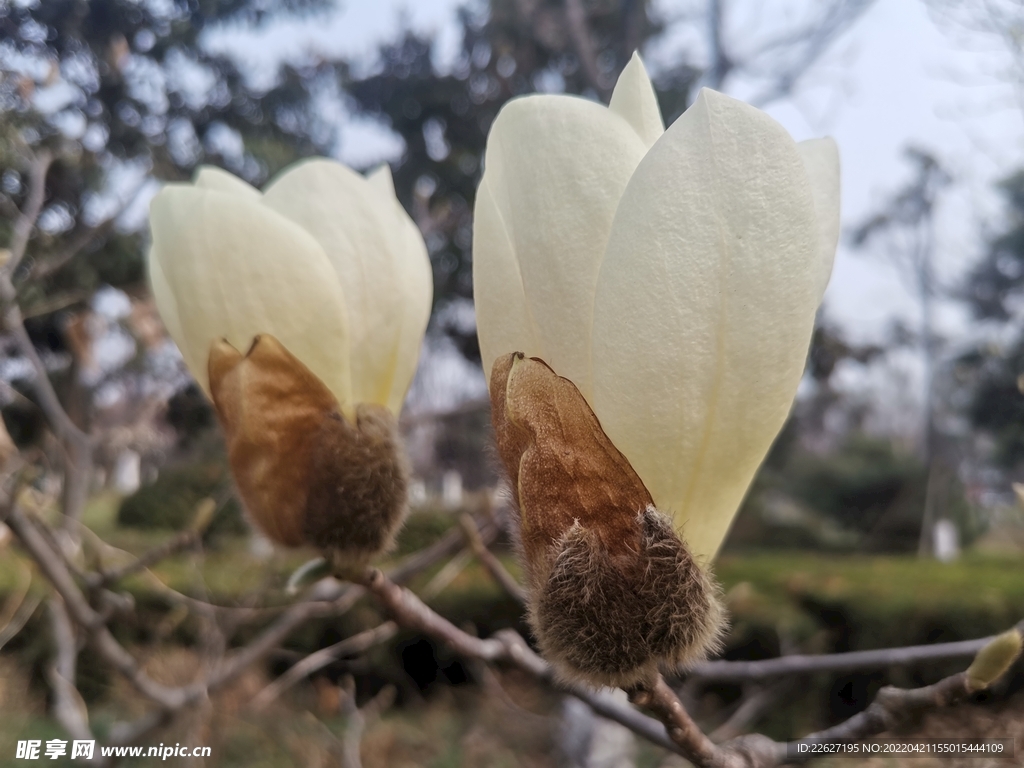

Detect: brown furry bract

[209,334,407,567]
[490,352,725,688]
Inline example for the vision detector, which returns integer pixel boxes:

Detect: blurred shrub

[118,462,245,535]
[731,434,981,553]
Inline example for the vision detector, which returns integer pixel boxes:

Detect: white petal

[364,160,433,409]
[472,177,538,380]
[608,52,665,149]
[475,94,648,396]
[366,163,397,198]
[263,158,428,411]
[591,88,822,563]
[149,185,352,405]
[147,243,187,359]
[386,209,433,413]
[797,137,841,300]
[193,166,261,200]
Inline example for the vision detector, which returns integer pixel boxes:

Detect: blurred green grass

[715,551,1024,649]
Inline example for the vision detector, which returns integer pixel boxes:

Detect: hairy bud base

[537,507,724,688]
[209,334,407,566]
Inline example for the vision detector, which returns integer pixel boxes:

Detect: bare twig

[0,148,93,529]
[45,598,102,758]
[0,593,41,651]
[358,565,1021,768]
[21,290,93,319]
[90,528,202,587]
[564,0,609,99]
[27,221,115,282]
[335,676,395,768]
[388,513,498,584]
[4,501,363,711]
[5,149,53,276]
[628,675,727,766]
[688,634,1005,682]
[418,547,473,600]
[69,518,278,622]
[709,681,791,743]
[250,621,399,711]
[458,512,526,603]
[359,567,685,754]
[788,671,973,749]
[471,660,552,728]
[0,292,91,446]
[89,499,218,589]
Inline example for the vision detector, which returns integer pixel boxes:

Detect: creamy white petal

[386,209,433,413]
[193,166,262,200]
[149,185,352,405]
[364,159,433,407]
[797,137,841,300]
[262,158,416,408]
[476,94,648,396]
[146,243,188,360]
[591,88,821,563]
[473,177,538,380]
[608,52,665,149]
[366,163,397,198]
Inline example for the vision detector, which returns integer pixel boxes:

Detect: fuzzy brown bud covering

[208,334,407,569]
[490,353,725,688]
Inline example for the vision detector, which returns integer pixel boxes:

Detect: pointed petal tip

[367,163,397,197]
[192,165,262,199]
[609,51,664,147]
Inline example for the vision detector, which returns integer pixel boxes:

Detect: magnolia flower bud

[209,335,407,569]
[474,54,840,686]
[491,353,723,687]
[149,160,432,562]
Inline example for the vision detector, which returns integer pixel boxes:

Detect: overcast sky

[207,0,1024,348]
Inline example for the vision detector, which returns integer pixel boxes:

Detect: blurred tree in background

[3,0,962,553]
[958,174,1024,471]
[0,0,877,357]
[346,0,875,344]
[2,3,1024,763]
[0,0,358,470]
[0,0,347,310]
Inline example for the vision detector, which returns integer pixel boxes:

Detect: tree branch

[709,681,791,743]
[5,149,53,276]
[250,621,398,711]
[458,512,526,604]
[45,598,106,764]
[3,501,363,711]
[0,285,90,448]
[26,220,115,282]
[687,633,1007,682]
[359,566,687,754]
[334,676,394,768]
[564,0,609,99]
[628,675,731,765]
[787,671,972,748]
[0,155,91,453]
[357,565,1022,768]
